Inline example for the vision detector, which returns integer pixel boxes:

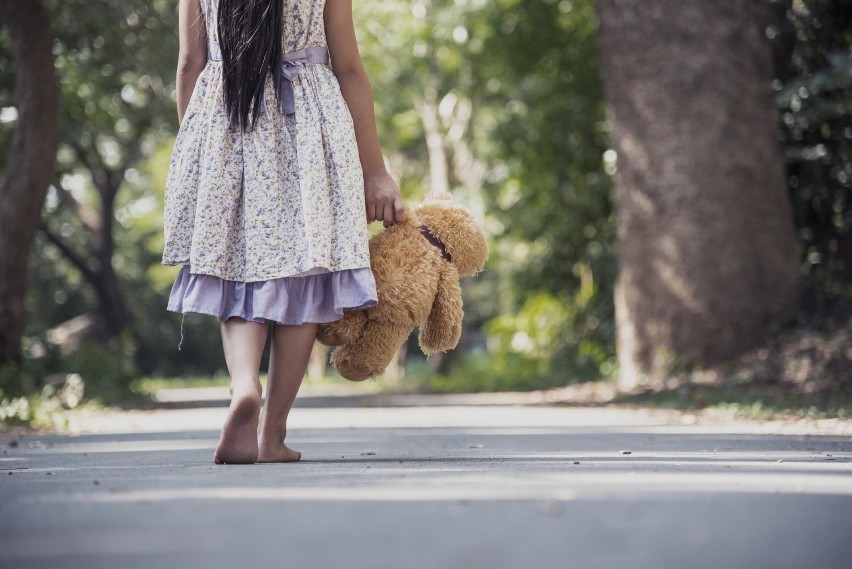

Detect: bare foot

[257,440,302,463]
[213,392,261,464]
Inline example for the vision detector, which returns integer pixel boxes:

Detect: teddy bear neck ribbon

[208,37,330,119]
[419,225,453,263]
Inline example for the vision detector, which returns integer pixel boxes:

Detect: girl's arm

[324,0,405,226]
[176,0,208,124]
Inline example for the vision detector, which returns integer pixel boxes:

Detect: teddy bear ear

[452,222,489,277]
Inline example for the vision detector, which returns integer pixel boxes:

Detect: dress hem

[166,263,378,327]
[166,299,377,326]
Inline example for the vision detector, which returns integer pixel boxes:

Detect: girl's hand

[364,171,405,227]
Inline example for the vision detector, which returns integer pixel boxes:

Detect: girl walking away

[162,0,404,464]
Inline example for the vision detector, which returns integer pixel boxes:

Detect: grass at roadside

[133,355,852,422]
[398,315,852,421]
[0,395,103,433]
[610,379,851,420]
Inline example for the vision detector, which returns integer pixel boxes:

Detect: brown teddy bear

[316,195,489,381]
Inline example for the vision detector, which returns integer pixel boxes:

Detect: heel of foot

[214,394,261,465]
[257,443,302,463]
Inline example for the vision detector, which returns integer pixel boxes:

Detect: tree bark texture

[595,0,800,387]
[0,0,60,368]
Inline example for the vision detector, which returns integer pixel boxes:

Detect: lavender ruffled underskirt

[167,264,377,347]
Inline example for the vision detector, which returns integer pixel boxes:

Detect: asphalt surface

[1,395,851,569]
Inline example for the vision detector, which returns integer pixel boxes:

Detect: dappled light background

[0,0,850,420]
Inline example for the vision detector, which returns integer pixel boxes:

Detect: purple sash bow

[207,37,329,118]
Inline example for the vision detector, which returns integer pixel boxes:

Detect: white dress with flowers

[162,0,377,330]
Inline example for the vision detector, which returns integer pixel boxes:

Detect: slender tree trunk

[95,181,129,339]
[595,0,800,387]
[0,0,59,369]
[90,266,130,340]
[419,87,452,200]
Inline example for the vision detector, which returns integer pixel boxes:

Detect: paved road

[1,396,851,569]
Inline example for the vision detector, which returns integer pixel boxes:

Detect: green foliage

[0,370,88,431]
[0,361,25,399]
[416,353,549,393]
[10,0,848,400]
[0,393,76,431]
[353,0,477,201]
[368,0,617,388]
[61,334,142,405]
[33,0,179,339]
[6,1,218,381]
[469,0,617,383]
[414,288,617,393]
[11,330,144,409]
[6,0,618,391]
[769,0,852,305]
[43,0,178,150]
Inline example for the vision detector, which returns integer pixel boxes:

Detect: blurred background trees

[0,0,849,409]
[769,0,852,306]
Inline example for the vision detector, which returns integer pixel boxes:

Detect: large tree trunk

[0,0,59,370]
[595,0,800,388]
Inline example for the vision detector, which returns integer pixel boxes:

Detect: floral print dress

[161,0,376,343]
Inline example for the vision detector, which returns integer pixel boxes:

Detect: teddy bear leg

[419,266,463,354]
[331,320,412,382]
[316,309,368,347]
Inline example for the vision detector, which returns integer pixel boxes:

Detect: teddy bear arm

[418,265,463,355]
[316,309,368,347]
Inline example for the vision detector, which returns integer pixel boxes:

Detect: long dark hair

[217,0,283,133]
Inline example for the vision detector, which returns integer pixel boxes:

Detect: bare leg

[214,317,268,465]
[257,322,317,463]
